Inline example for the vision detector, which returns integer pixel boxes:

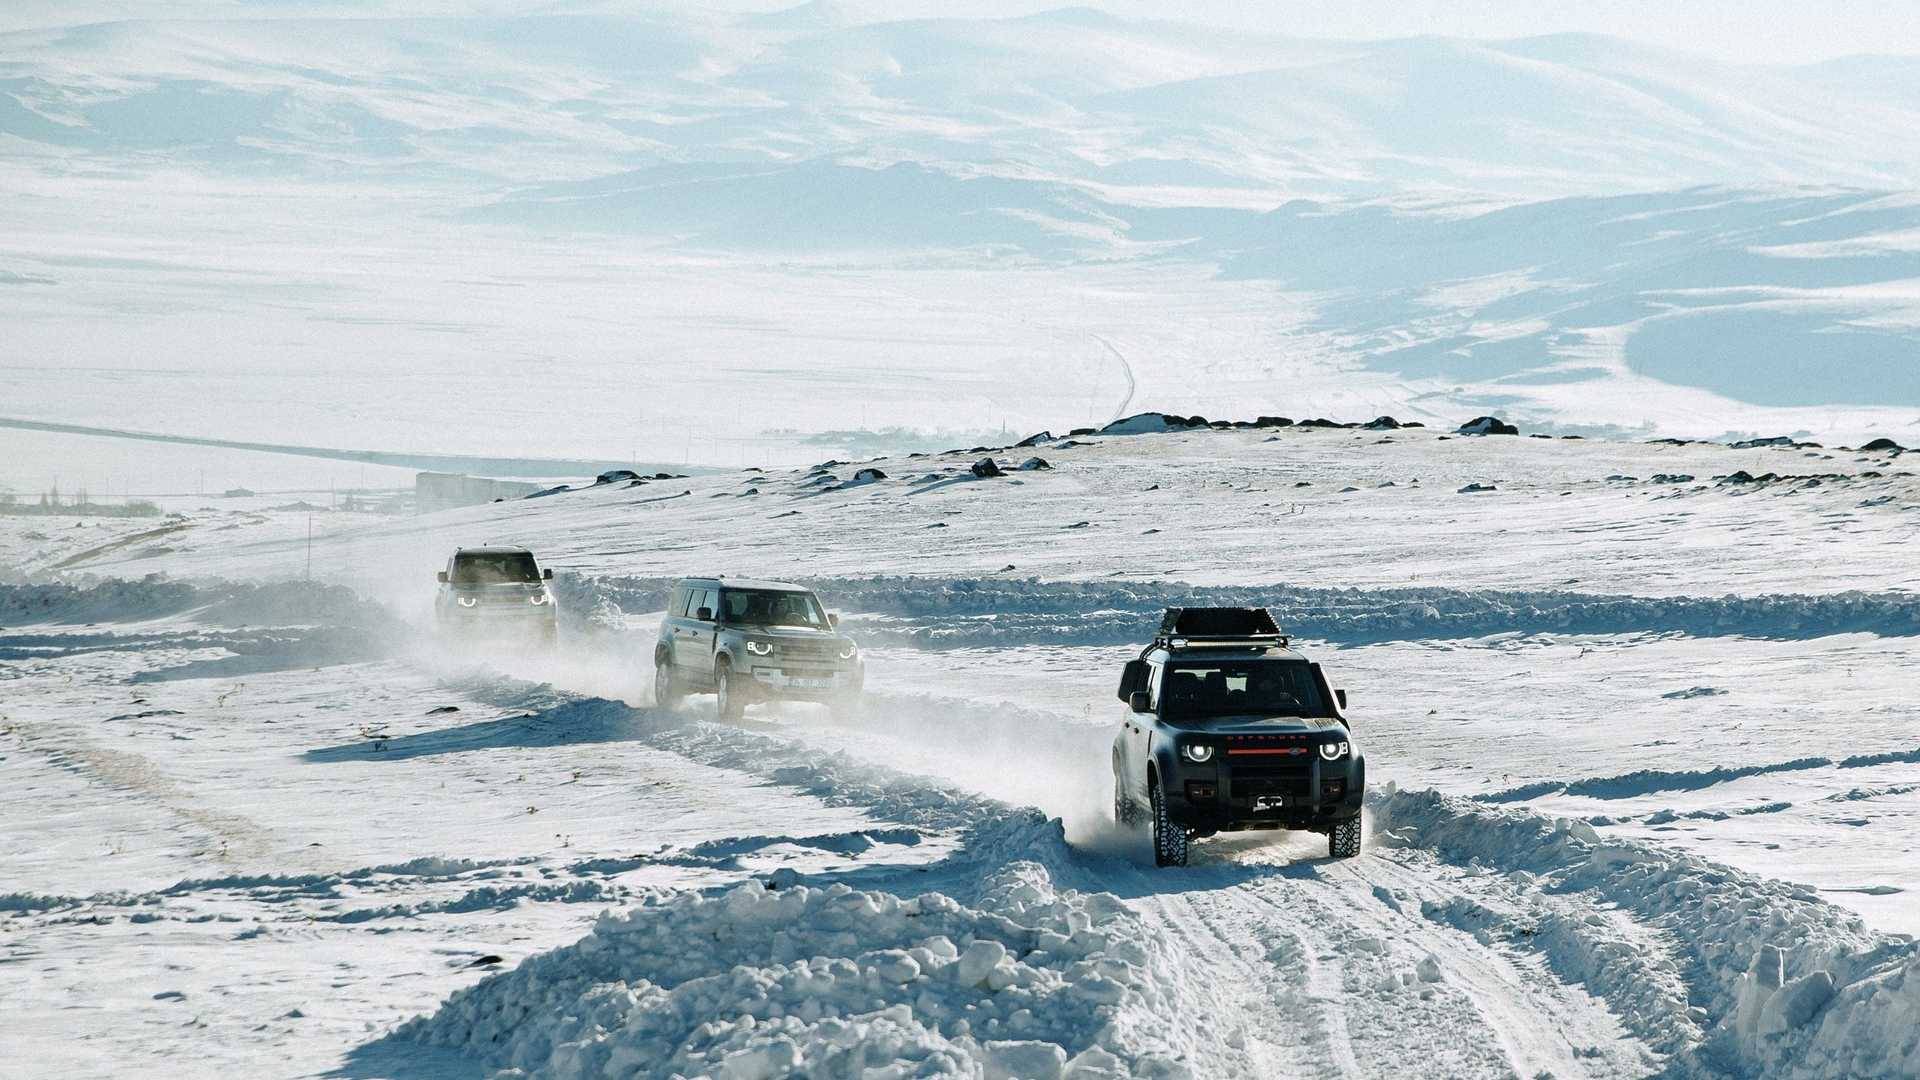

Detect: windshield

[1160,661,1324,719]
[720,588,828,628]
[451,552,541,584]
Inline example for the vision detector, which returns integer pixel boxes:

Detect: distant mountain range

[2,5,1916,435]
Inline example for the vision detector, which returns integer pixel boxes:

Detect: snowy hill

[3,6,1919,479]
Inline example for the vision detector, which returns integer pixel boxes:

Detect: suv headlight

[1319,740,1351,761]
[529,592,550,606]
[838,642,858,660]
[457,596,477,608]
[1180,743,1215,764]
[745,640,774,656]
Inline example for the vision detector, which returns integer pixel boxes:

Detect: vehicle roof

[454,546,536,556]
[1151,645,1306,662]
[678,577,811,593]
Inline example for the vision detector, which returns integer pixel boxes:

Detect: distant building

[415,471,543,512]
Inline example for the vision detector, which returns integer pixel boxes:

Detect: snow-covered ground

[4,423,1917,1078]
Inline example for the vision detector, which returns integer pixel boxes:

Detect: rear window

[452,551,540,584]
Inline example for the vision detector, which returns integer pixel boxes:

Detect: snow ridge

[1377,788,1920,1078]
[562,574,1920,645]
[367,679,1251,1079]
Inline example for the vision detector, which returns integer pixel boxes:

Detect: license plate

[789,677,831,688]
[1253,796,1287,810]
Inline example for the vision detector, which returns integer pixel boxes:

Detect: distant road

[0,416,706,479]
[1092,334,1135,423]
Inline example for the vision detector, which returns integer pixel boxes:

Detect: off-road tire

[654,654,684,710]
[716,658,746,722]
[1329,816,1362,859]
[1150,778,1189,867]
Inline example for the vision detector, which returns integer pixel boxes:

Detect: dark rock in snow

[1099,412,1207,435]
[594,469,640,485]
[1017,457,1052,471]
[970,458,1003,478]
[1457,482,1497,493]
[1015,431,1054,448]
[852,468,887,482]
[1730,436,1795,449]
[1254,416,1294,428]
[526,485,572,498]
[1361,416,1402,430]
[1068,427,1096,436]
[425,705,461,715]
[1651,474,1695,484]
[1297,417,1354,429]
[1457,416,1519,436]
[1662,686,1728,700]
[625,479,648,488]
[1860,438,1906,453]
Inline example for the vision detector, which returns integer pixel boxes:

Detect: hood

[1166,714,1345,736]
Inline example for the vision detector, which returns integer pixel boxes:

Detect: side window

[670,587,690,618]
[695,589,717,619]
[1147,662,1165,710]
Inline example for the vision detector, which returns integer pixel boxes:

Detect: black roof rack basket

[1153,606,1288,649]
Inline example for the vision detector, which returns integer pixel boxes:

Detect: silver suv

[434,546,557,645]
[654,577,864,720]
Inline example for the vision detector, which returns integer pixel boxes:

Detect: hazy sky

[3,0,1917,64]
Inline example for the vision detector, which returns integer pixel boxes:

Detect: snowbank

[1376,787,1920,1078]
[390,861,1234,1080]
[0,577,386,630]
[559,574,1920,646]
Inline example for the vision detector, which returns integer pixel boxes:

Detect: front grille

[1230,764,1313,799]
[778,640,838,659]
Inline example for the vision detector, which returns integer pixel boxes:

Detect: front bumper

[440,607,557,633]
[1165,754,1365,831]
[744,662,863,700]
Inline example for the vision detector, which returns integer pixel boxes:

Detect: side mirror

[543,568,554,580]
[828,613,840,628]
[1335,688,1348,710]
[1128,691,1152,714]
[695,606,713,622]
[1117,659,1147,702]
[436,571,448,583]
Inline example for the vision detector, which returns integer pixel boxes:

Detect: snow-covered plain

[4,421,1918,1078]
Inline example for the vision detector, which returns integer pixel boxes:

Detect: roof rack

[1151,606,1289,651]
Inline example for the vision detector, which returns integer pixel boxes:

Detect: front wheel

[654,653,683,710]
[716,658,746,721]
[1329,816,1362,859]
[1150,778,1189,868]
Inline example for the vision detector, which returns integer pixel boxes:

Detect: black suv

[434,546,557,645]
[1113,607,1363,866]
[654,577,864,720]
